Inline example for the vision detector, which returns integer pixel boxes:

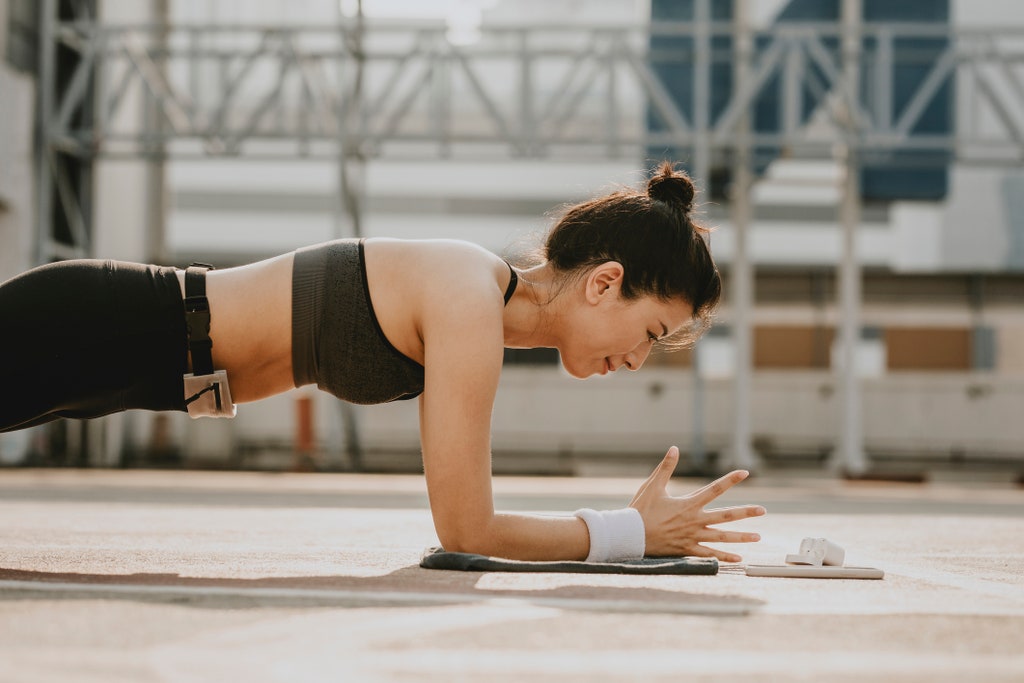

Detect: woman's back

[199,238,514,403]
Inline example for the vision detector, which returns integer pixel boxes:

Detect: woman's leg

[0,259,189,432]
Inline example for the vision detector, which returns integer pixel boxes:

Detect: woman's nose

[622,342,653,371]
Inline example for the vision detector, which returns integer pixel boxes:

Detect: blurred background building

[1,0,1022,479]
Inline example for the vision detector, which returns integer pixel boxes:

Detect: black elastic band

[184,264,215,376]
[503,263,517,305]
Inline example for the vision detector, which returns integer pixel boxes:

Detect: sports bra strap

[502,262,518,305]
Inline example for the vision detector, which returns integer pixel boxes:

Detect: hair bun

[647,161,695,214]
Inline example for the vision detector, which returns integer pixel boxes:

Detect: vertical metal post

[335,1,365,470]
[35,0,56,265]
[968,276,990,371]
[726,0,757,472]
[835,0,868,476]
[689,0,711,470]
[335,0,364,242]
[146,0,169,263]
[519,29,535,156]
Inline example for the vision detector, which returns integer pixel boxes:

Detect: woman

[0,162,765,562]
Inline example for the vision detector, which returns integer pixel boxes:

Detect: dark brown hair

[544,161,721,346]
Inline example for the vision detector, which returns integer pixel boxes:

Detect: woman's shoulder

[365,236,497,260]
[368,238,506,281]
[366,238,511,315]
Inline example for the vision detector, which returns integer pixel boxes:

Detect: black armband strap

[184,263,215,376]
[181,263,235,419]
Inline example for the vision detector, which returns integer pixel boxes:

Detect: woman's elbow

[437,524,493,556]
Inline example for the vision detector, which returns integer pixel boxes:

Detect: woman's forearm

[450,512,592,561]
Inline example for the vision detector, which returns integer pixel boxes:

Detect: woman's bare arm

[415,248,764,562]
[417,265,591,560]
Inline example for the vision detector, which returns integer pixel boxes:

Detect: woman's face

[557,263,693,379]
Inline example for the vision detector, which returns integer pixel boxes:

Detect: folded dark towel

[419,547,718,575]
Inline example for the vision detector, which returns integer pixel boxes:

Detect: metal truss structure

[39,11,1024,250]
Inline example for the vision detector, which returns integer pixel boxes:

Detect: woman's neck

[501,263,566,350]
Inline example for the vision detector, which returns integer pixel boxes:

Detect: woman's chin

[561,362,598,380]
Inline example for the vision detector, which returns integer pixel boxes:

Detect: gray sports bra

[291,239,517,405]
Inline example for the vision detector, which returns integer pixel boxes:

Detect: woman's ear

[585,261,624,304]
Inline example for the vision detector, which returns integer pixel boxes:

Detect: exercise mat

[420,547,718,575]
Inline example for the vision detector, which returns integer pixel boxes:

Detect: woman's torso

[178,238,514,403]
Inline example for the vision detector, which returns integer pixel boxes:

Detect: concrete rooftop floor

[1,467,1022,683]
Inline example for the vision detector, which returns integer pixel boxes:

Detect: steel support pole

[335,1,366,471]
[835,0,868,476]
[689,0,711,470]
[146,0,169,263]
[34,0,56,265]
[726,0,757,473]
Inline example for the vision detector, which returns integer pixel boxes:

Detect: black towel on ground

[419,547,718,575]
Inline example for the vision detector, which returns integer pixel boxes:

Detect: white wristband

[573,507,646,562]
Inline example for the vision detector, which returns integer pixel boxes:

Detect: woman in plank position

[0,162,765,562]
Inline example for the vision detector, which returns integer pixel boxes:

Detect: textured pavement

[1,468,1023,683]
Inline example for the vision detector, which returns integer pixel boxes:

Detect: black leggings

[0,259,189,432]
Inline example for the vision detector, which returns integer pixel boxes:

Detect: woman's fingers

[702,504,767,526]
[634,446,679,503]
[638,454,763,562]
[642,446,677,489]
[691,469,750,506]
[630,446,677,505]
[684,544,744,563]
[694,528,762,544]
[654,446,680,486]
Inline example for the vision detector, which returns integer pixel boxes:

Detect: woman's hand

[630,446,766,562]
